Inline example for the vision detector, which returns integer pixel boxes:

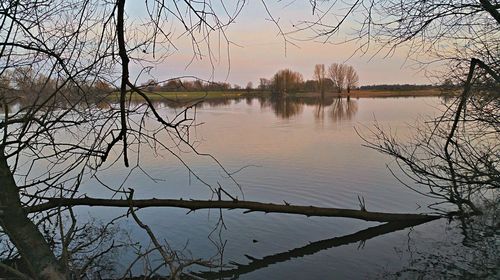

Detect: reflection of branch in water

[195,220,433,279]
[312,96,358,123]
[186,95,360,122]
[315,99,325,121]
[314,96,333,121]
[378,205,499,279]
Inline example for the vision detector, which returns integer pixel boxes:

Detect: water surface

[79,96,497,279]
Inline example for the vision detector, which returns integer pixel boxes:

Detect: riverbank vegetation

[0,64,446,107]
[120,88,443,102]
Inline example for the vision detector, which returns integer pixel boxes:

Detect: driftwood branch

[26,197,440,223]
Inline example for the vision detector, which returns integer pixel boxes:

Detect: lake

[77,95,497,279]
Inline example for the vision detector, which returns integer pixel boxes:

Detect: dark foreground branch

[26,197,440,223]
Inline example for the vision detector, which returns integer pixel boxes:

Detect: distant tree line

[140,64,359,95]
[260,63,359,95]
[5,64,447,99]
[359,84,437,91]
[0,67,113,104]
[141,79,235,92]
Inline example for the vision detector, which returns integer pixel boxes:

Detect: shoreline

[125,88,447,101]
[296,89,445,98]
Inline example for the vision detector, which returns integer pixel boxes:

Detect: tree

[345,65,359,93]
[142,79,159,92]
[193,79,204,91]
[0,0,251,277]
[259,78,271,91]
[271,69,304,95]
[94,79,113,93]
[161,79,182,91]
[328,63,346,93]
[313,64,326,96]
[246,81,253,93]
[11,67,35,94]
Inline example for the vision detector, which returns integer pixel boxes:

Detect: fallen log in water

[27,197,440,223]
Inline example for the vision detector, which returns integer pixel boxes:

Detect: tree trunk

[0,153,66,279]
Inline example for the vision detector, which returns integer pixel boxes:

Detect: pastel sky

[127,1,435,86]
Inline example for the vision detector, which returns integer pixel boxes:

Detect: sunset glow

[127,1,435,86]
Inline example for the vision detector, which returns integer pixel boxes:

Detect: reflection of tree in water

[146,95,359,123]
[270,95,305,119]
[257,95,304,119]
[149,98,235,110]
[329,97,358,122]
[257,95,268,109]
[311,96,358,122]
[200,98,232,108]
[247,95,360,121]
[313,96,333,121]
[1,96,357,122]
[245,96,253,106]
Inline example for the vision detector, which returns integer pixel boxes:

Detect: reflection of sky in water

[69,96,488,278]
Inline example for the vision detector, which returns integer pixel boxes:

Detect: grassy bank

[295,88,444,98]
[348,88,443,97]
[123,91,251,101]
[118,88,445,102]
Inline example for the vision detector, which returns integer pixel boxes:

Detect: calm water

[78,96,497,279]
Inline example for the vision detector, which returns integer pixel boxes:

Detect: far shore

[295,88,444,98]
[120,88,447,102]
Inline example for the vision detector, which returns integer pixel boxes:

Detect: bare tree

[0,0,249,277]
[246,81,253,94]
[345,65,359,93]
[313,64,326,96]
[328,63,346,93]
[259,78,271,91]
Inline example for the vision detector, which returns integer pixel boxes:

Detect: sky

[127,1,435,87]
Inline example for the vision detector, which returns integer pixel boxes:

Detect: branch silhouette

[27,196,440,223]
